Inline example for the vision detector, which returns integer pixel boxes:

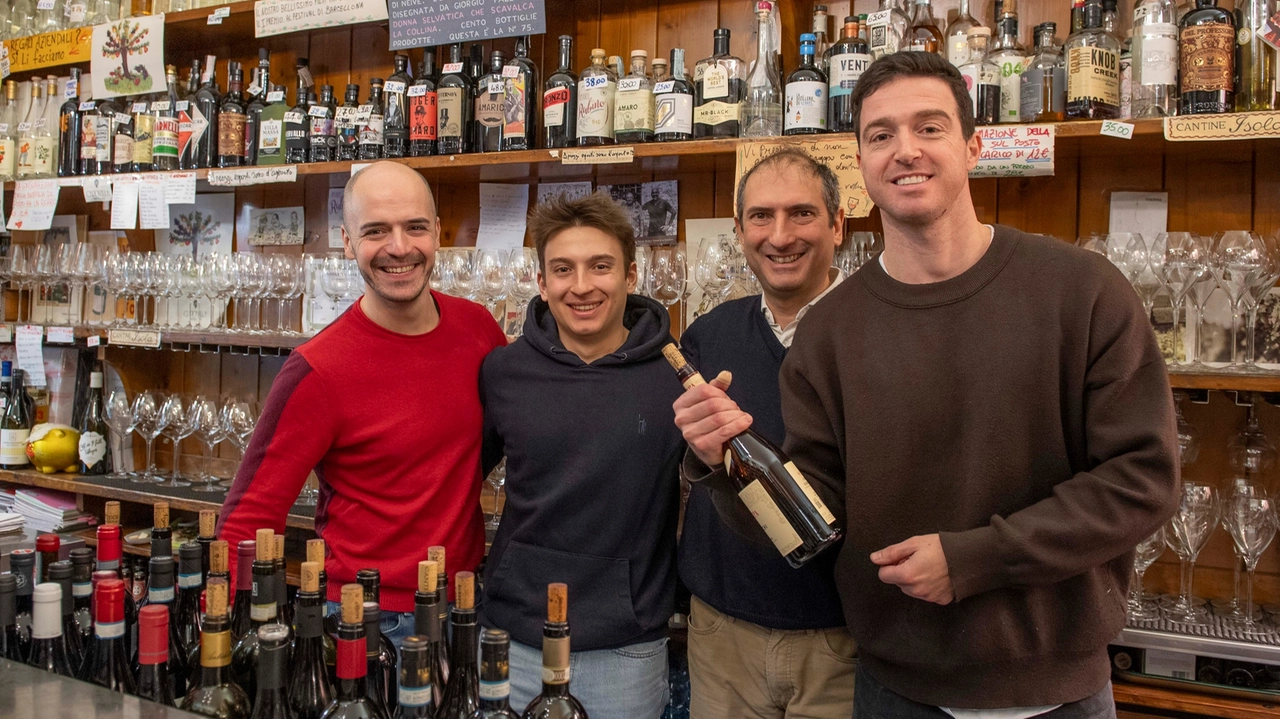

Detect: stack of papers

[0,512,22,535]
[0,487,14,513]
[12,489,97,533]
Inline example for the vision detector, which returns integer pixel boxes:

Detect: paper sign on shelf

[107,328,161,348]
[1100,120,1135,139]
[7,179,60,231]
[86,334,100,347]
[969,124,1055,178]
[0,325,12,343]
[207,165,297,186]
[165,172,197,204]
[15,325,46,387]
[45,326,74,343]
[478,183,529,251]
[82,177,112,203]
[388,0,546,50]
[735,137,873,218]
[1163,111,1280,141]
[110,178,140,229]
[560,146,635,165]
[255,0,388,38]
[1,27,93,74]
[139,175,170,229]
[328,188,345,249]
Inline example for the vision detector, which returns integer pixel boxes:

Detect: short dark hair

[530,192,637,269]
[735,147,842,225]
[850,51,975,141]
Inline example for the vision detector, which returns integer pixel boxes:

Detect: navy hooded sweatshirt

[479,294,685,651]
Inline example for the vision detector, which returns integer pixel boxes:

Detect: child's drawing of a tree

[170,210,222,259]
[102,20,153,93]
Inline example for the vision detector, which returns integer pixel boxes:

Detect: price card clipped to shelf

[107,327,161,348]
[969,124,1055,178]
[1100,120,1135,139]
[207,165,297,187]
[560,146,634,165]
[45,326,74,344]
[207,5,230,24]
[1163,110,1280,141]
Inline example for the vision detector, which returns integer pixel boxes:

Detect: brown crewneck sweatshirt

[769,226,1179,708]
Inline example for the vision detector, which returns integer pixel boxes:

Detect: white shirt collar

[761,268,846,348]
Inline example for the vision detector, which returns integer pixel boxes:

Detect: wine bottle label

[784,81,826,131]
[0,138,13,177]
[997,58,1027,122]
[201,630,232,667]
[543,87,570,126]
[78,431,107,466]
[152,118,179,157]
[1066,46,1120,106]
[79,118,98,161]
[694,100,741,126]
[359,114,385,145]
[475,93,503,130]
[295,603,322,638]
[782,461,838,525]
[541,635,571,684]
[503,75,527,139]
[178,572,201,589]
[149,586,174,603]
[94,619,125,639]
[72,581,92,598]
[1180,25,1234,92]
[1,428,31,465]
[577,81,615,138]
[310,116,335,142]
[737,476,804,555]
[132,116,155,164]
[1135,28,1177,86]
[250,602,276,621]
[30,137,54,173]
[399,684,434,706]
[410,92,438,141]
[479,679,510,700]
[218,113,247,156]
[438,87,466,138]
[655,93,692,135]
[615,88,654,132]
[701,64,729,99]
[829,52,873,96]
[188,106,208,151]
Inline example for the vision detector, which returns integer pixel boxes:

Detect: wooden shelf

[1167,370,1280,393]
[1114,678,1280,719]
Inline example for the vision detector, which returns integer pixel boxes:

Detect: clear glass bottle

[1020,23,1066,121]
[959,27,1001,125]
[812,4,831,72]
[1131,0,1179,116]
[741,7,780,138]
[0,82,16,182]
[651,58,668,83]
[1102,0,1121,38]
[945,0,982,66]
[654,48,694,142]
[35,0,66,34]
[1120,32,1133,117]
[784,34,827,134]
[10,0,35,39]
[576,48,616,146]
[908,0,945,54]
[1178,0,1234,114]
[868,0,910,58]
[614,50,654,144]
[19,83,53,179]
[990,0,1028,123]
[1065,0,1122,118]
[1235,0,1276,110]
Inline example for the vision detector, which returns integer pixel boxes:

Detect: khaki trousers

[688,595,857,719]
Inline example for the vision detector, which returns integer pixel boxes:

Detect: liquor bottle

[1179,0,1235,114]
[0,82,17,183]
[1236,0,1276,110]
[1065,0,1122,119]
[69,548,94,645]
[11,549,35,659]
[908,0,945,53]
[0,361,10,413]
[358,78,386,160]
[182,578,252,719]
[427,547,450,692]
[654,48,694,142]
[151,65,181,171]
[179,59,202,170]
[1130,0,1178,117]
[137,604,177,706]
[990,0,1028,123]
[232,530,280,702]
[468,44,485,84]
[76,370,110,474]
[1072,0,1086,33]
[438,44,473,154]
[945,0,981,65]
[392,636,434,719]
[130,91,156,173]
[232,540,257,642]
[250,624,292,719]
[652,57,669,83]
[543,36,578,149]
[469,629,517,719]
[474,52,506,152]
[663,345,843,567]
[355,569,396,711]
[193,55,222,168]
[27,583,75,676]
[143,555,190,697]
[1021,23,1067,121]
[218,63,248,167]
[80,578,135,692]
[811,5,831,71]
[285,71,312,164]
[696,28,747,138]
[272,535,291,635]
[249,83,282,166]
[411,561,445,708]
[868,0,911,58]
[309,84,339,163]
[75,84,99,177]
[57,67,82,176]
[0,574,21,662]
[152,502,172,558]
[827,17,873,132]
[614,50,655,144]
[47,561,83,668]
[176,542,204,664]
[243,51,270,165]
[336,84,361,162]
[576,49,617,146]
[1102,0,1121,36]
[85,93,119,176]
[785,34,828,135]
[382,54,411,158]
[741,7,781,139]
[105,92,134,175]
[502,36,538,151]
[1,369,33,469]
[321,584,387,719]
[37,534,60,583]
[520,584,587,719]
[16,84,49,179]
[289,561,333,719]
[434,572,478,719]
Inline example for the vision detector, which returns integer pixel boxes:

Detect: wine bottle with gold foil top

[435,572,478,719]
[183,578,251,719]
[323,584,388,719]
[521,584,587,719]
[412,560,446,708]
[290,561,333,719]
[663,344,842,568]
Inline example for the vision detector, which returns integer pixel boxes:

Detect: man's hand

[871,534,954,605]
[672,371,753,468]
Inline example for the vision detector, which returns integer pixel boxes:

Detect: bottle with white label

[474,51,506,153]
[78,371,111,475]
[576,48,617,146]
[0,81,17,182]
[868,0,911,58]
[785,33,828,135]
[285,75,311,165]
[437,43,473,155]
[827,16,874,132]
[696,28,747,138]
[654,48,694,142]
[311,84,339,162]
[501,36,538,151]
[944,0,982,65]
[1130,0,1179,116]
[989,0,1029,123]
[19,82,55,179]
[1,369,32,470]
[358,78,386,161]
[152,65,181,171]
[614,50,655,144]
[1021,23,1067,121]
[543,36,578,149]
[130,89,156,173]
[255,84,287,167]
[382,54,411,158]
[1066,0,1122,119]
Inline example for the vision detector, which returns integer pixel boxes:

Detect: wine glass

[1127,527,1165,622]
[1242,233,1280,372]
[1229,398,1277,479]
[104,388,135,481]
[33,243,62,323]
[1156,233,1207,367]
[1186,255,1220,367]
[130,390,167,484]
[1124,234,1163,323]
[199,254,236,332]
[647,246,686,312]
[221,396,258,489]
[693,236,734,319]
[1223,491,1277,634]
[190,395,226,493]
[485,458,507,534]
[1214,477,1269,622]
[10,246,37,323]
[1211,231,1264,368]
[634,246,650,297]
[504,248,539,338]
[475,248,510,319]
[1174,394,1200,467]
[1164,482,1220,625]
[156,394,194,488]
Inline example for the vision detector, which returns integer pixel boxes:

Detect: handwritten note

[207,165,298,186]
[560,146,635,165]
[165,172,197,204]
[45,326,74,343]
[970,124,1055,178]
[110,178,139,229]
[82,177,112,202]
[107,327,162,348]
[478,183,530,250]
[1100,120,1135,139]
[139,175,170,229]
[15,325,46,387]
[735,137,873,219]
[7,179,60,231]
[1164,111,1280,141]
[2,27,93,74]
[388,0,546,50]
[328,188,345,249]
[255,0,388,38]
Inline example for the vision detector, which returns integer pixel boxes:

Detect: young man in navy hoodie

[676,148,856,719]
[479,192,684,718]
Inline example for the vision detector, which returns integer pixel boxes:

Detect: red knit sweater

[217,293,506,612]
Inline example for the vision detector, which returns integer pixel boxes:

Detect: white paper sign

[1100,120,1135,139]
[0,325,11,343]
[110,178,140,230]
[478,183,529,251]
[207,165,297,186]
[139,175,170,229]
[82,177,112,203]
[15,325,46,387]
[165,172,197,204]
[91,15,168,99]
[970,124,1055,178]
[87,335,100,347]
[1108,191,1168,237]
[328,188,345,249]
[254,0,388,37]
[45,326,74,343]
[7,180,60,231]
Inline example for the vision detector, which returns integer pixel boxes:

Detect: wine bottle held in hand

[435,572,479,719]
[183,578,252,719]
[664,344,842,568]
[319,584,389,719]
[520,583,587,719]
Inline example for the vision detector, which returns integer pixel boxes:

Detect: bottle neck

[450,611,478,664]
[798,47,815,68]
[257,642,287,693]
[414,593,439,640]
[959,0,971,16]
[335,623,368,698]
[714,35,730,57]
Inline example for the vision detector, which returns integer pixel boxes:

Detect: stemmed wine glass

[1164,482,1220,625]
[157,393,195,488]
[1128,527,1166,621]
[190,395,227,493]
[475,249,510,320]
[485,458,507,534]
[693,236,735,319]
[10,246,37,323]
[221,397,258,489]
[1186,255,1219,367]
[1124,234,1163,323]
[1222,491,1278,634]
[1241,233,1280,372]
[1156,233,1207,367]
[647,246,686,318]
[199,254,236,332]
[130,390,167,484]
[1211,231,1264,368]
[104,388,136,481]
[504,248,539,338]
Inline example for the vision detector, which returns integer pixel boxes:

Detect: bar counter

[0,659,202,719]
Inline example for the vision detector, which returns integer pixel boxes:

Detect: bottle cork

[418,560,437,594]
[300,561,319,593]
[255,529,274,561]
[340,584,363,624]
[199,510,216,538]
[206,578,229,617]
[274,535,284,563]
[104,501,120,526]
[153,502,169,529]
[210,540,228,574]
[306,539,325,570]
[428,546,445,577]
[547,583,568,623]
[456,571,474,610]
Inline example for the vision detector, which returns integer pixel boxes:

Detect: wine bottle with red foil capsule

[69,548,95,646]
[412,560,445,708]
[80,578,135,693]
[96,520,138,650]
[356,568,396,711]
[231,539,257,641]
[233,530,280,703]
[663,344,843,568]
[36,533,59,583]
[321,584,389,719]
[47,560,83,668]
[177,542,205,668]
[435,572,479,719]
[152,502,173,558]
[290,561,333,719]
[142,554,191,697]
[392,636,434,719]
[520,583,587,719]
[27,583,75,677]
[251,624,293,719]
[183,578,252,719]
[137,604,177,706]
[11,549,36,660]
[426,546,449,692]
[1,574,25,661]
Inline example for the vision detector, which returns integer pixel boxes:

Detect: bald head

[343,162,437,234]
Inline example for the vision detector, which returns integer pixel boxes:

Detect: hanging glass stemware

[1156,233,1207,367]
[1164,482,1219,625]
[1210,231,1264,368]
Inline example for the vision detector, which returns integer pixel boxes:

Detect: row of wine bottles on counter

[1,505,589,719]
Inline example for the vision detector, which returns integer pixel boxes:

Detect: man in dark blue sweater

[479,192,684,718]
[677,148,856,718]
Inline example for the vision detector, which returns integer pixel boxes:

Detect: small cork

[210,541,228,574]
[300,561,319,593]
[418,561,438,594]
[153,502,169,529]
[255,530,274,561]
[547,583,568,623]
[661,344,688,370]
[274,535,284,563]
[104,501,120,526]
[206,579,228,617]
[456,572,474,610]
[340,584,364,624]
[199,510,216,537]
[306,539,325,569]
[428,546,445,577]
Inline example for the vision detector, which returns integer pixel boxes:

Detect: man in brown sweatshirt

[673,52,1179,717]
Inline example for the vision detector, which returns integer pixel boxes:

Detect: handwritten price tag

[1100,120,1134,139]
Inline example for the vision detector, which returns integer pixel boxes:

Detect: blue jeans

[853,670,1116,719]
[325,601,417,651]
[507,636,670,719]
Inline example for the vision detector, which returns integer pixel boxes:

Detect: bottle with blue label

[785,34,828,134]
[826,17,873,132]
